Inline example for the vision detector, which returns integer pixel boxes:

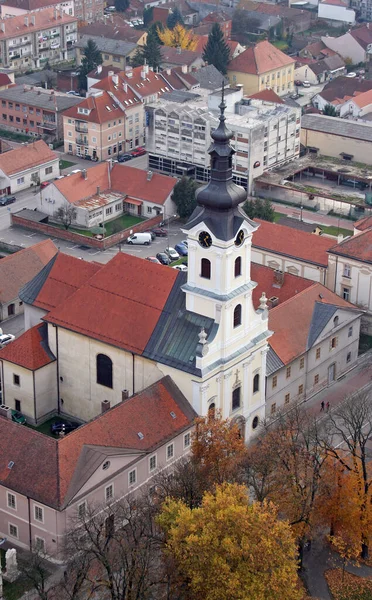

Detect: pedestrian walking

[320,401,325,411]
[326,401,330,412]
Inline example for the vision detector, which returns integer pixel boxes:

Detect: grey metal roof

[14,208,50,223]
[15,70,57,86]
[184,205,250,242]
[192,65,228,91]
[144,271,217,376]
[266,346,284,376]
[19,253,58,305]
[307,301,337,349]
[76,34,136,57]
[0,86,82,112]
[301,114,372,143]
[161,90,202,103]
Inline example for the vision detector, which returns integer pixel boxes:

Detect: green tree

[142,6,153,27]
[323,104,337,117]
[166,7,184,29]
[114,0,129,11]
[171,176,198,219]
[131,28,162,70]
[78,38,102,91]
[243,197,275,222]
[202,23,231,75]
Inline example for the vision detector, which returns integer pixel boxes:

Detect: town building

[146,86,300,192]
[0,140,59,193]
[227,40,295,97]
[294,55,346,85]
[0,85,81,143]
[312,76,372,113]
[321,24,372,63]
[301,114,372,164]
[193,34,244,59]
[0,0,74,18]
[338,88,372,120]
[318,0,355,24]
[75,35,137,71]
[0,239,57,322]
[79,21,147,47]
[0,7,78,71]
[238,0,312,33]
[74,0,104,23]
[160,46,205,70]
[39,162,177,227]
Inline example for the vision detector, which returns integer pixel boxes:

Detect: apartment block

[0,0,74,19]
[0,7,78,71]
[146,88,300,193]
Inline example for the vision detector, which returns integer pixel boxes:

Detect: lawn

[3,576,35,600]
[104,213,144,236]
[59,159,76,170]
[273,211,352,237]
[272,40,289,51]
[0,128,32,142]
[325,568,372,600]
[27,416,62,437]
[359,333,372,355]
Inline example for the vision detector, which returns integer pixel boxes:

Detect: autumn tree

[157,23,198,51]
[54,203,77,230]
[131,27,162,70]
[158,483,301,600]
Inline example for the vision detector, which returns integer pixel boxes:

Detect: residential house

[39,162,177,227]
[339,88,372,119]
[160,46,205,70]
[191,64,228,91]
[149,2,200,27]
[0,239,57,321]
[247,89,284,103]
[237,0,312,33]
[266,284,362,415]
[251,218,334,284]
[227,40,295,97]
[318,0,355,24]
[0,72,13,90]
[0,140,59,193]
[86,64,121,91]
[0,0,74,18]
[300,40,330,59]
[78,21,147,48]
[75,35,137,71]
[0,7,78,71]
[74,0,104,23]
[193,34,244,59]
[63,80,142,160]
[199,11,232,38]
[321,24,372,63]
[0,375,196,557]
[160,66,201,92]
[301,114,372,164]
[295,55,346,85]
[311,76,372,112]
[0,85,82,143]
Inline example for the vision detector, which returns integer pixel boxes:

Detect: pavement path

[272,203,355,233]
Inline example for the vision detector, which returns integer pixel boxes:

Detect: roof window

[105,105,111,111]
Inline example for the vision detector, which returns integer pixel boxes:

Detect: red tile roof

[350,24,372,50]
[252,219,335,267]
[269,284,354,364]
[0,239,58,304]
[0,323,55,370]
[110,164,176,205]
[44,252,178,355]
[0,140,57,176]
[107,67,171,100]
[53,162,110,204]
[87,65,121,81]
[0,7,76,40]
[161,46,204,67]
[328,227,372,263]
[354,215,372,231]
[248,89,284,103]
[193,34,237,56]
[152,5,170,24]
[0,73,11,87]
[229,40,294,75]
[251,262,313,308]
[62,89,139,125]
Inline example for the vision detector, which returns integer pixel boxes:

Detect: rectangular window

[15,399,21,412]
[298,384,304,395]
[128,469,136,486]
[316,348,321,360]
[149,455,157,471]
[16,177,24,185]
[34,505,43,522]
[343,287,350,301]
[286,366,291,379]
[272,375,277,389]
[78,502,86,518]
[348,326,353,338]
[314,374,319,385]
[184,432,191,448]
[45,166,52,175]
[271,403,276,414]
[300,357,304,369]
[16,117,20,123]
[343,264,351,278]
[13,374,20,386]
[331,337,337,349]
[232,386,241,410]
[7,493,16,510]
[105,484,113,501]
[166,443,174,460]
[35,537,45,552]
[285,393,290,404]
[9,524,18,539]
[347,351,352,363]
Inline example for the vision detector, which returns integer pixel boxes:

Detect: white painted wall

[0,157,60,194]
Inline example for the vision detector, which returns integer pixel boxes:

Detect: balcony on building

[75,121,88,133]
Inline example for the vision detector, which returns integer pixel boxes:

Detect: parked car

[156,252,171,265]
[152,227,167,237]
[117,153,132,163]
[66,90,80,96]
[127,233,152,245]
[346,72,356,78]
[51,420,80,435]
[294,80,302,87]
[146,256,161,264]
[11,410,26,425]
[0,333,15,346]
[165,247,180,261]
[172,264,188,272]
[302,81,311,88]
[181,239,188,247]
[175,242,188,256]
[131,147,146,157]
[40,181,51,189]
[0,195,16,206]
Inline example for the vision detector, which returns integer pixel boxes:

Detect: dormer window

[105,106,112,111]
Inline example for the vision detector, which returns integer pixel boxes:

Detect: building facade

[0,0,74,18]
[0,139,59,194]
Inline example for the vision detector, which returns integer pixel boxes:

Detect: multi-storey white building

[146,87,301,193]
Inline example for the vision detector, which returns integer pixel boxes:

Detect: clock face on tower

[235,230,245,247]
[199,231,213,248]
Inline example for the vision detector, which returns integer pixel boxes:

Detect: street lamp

[300,204,303,222]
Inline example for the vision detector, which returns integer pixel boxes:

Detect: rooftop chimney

[268,296,279,308]
[97,64,102,74]
[108,70,114,77]
[0,23,5,33]
[81,169,87,180]
[181,64,187,74]
[54,7,57,19]
[143,63,149,75]
[125,66,133,78]
[140,68,146,80]
[96,185,100,195]
[273,269,284,288]
[122,389,129,401]
[166,68,171,75]
[112,73,119,85]
[24,16,28,26]
[101,399,110,413]
[147,170,153,181]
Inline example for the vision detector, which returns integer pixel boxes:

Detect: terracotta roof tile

[0,239,57,303]
[97,67,171,100]
[2,0,62,9]
[0,140,57,176]
[248,89,284,103]
[0,73,11,87]
[62,91,132,125]
[160,46,203,66]
[252,219,334,267]
[251,262,313,308]
[0,7,76,39]
[0,323,55,370]
[350,24,372,49]
[229,40,295,75]
[44,253,178,355]
[328,228,372,263]
[354,215,372,231]
[53,162,110,204]
[87,65,121,81]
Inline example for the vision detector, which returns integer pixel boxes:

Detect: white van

[126,232,152,245]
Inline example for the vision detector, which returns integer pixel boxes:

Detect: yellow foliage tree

[158,483,301,600]
[157,23,198,50]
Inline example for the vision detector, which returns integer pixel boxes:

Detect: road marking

[26,233,37,238]
[88,250,100,256]
[51,238,59,242]
[67,244,79,249]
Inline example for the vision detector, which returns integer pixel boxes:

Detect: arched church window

[233,304,242,328]
[97,354,113,389]
[201,258,211,279]
[253,373,259,394]
[252,416,259,429]
[234,256,241,277]
[232,387,241,410]
[208,403,216,420]
[333,316,339,327]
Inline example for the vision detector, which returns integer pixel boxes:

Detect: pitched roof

[191,64,227,90]
[0,376,196,509]
[317,76,372,104]
[95,67,171,100]
[268,284,357,364]
[44,252,179,355]
[354,215,372,231]
[193,34,237,56]
[62,90,134,125]
[328,227,372,263]
[2,0,62,9]
[350,24,372,49]
[0,6,76,39]
[350,87,372,108]
[76,35,136,58]
[79,21,146,44]
[0,322,55,370]
[0,85,82,112]
[228,40,294,75]
[0,240,58,304]
[321,0,347,5]
[301,40,327,58]
[301,113,372,143]
[0,140,57,176]
[20,253,102,311]
[252,219,334,267]
[0,73,11,87]
[251,262,313,308]
[248,89,284,103]
[161,45,204,66]
[87,65,121,81]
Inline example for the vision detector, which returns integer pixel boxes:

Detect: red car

[152,227,167,237]
[131,147,146,157]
